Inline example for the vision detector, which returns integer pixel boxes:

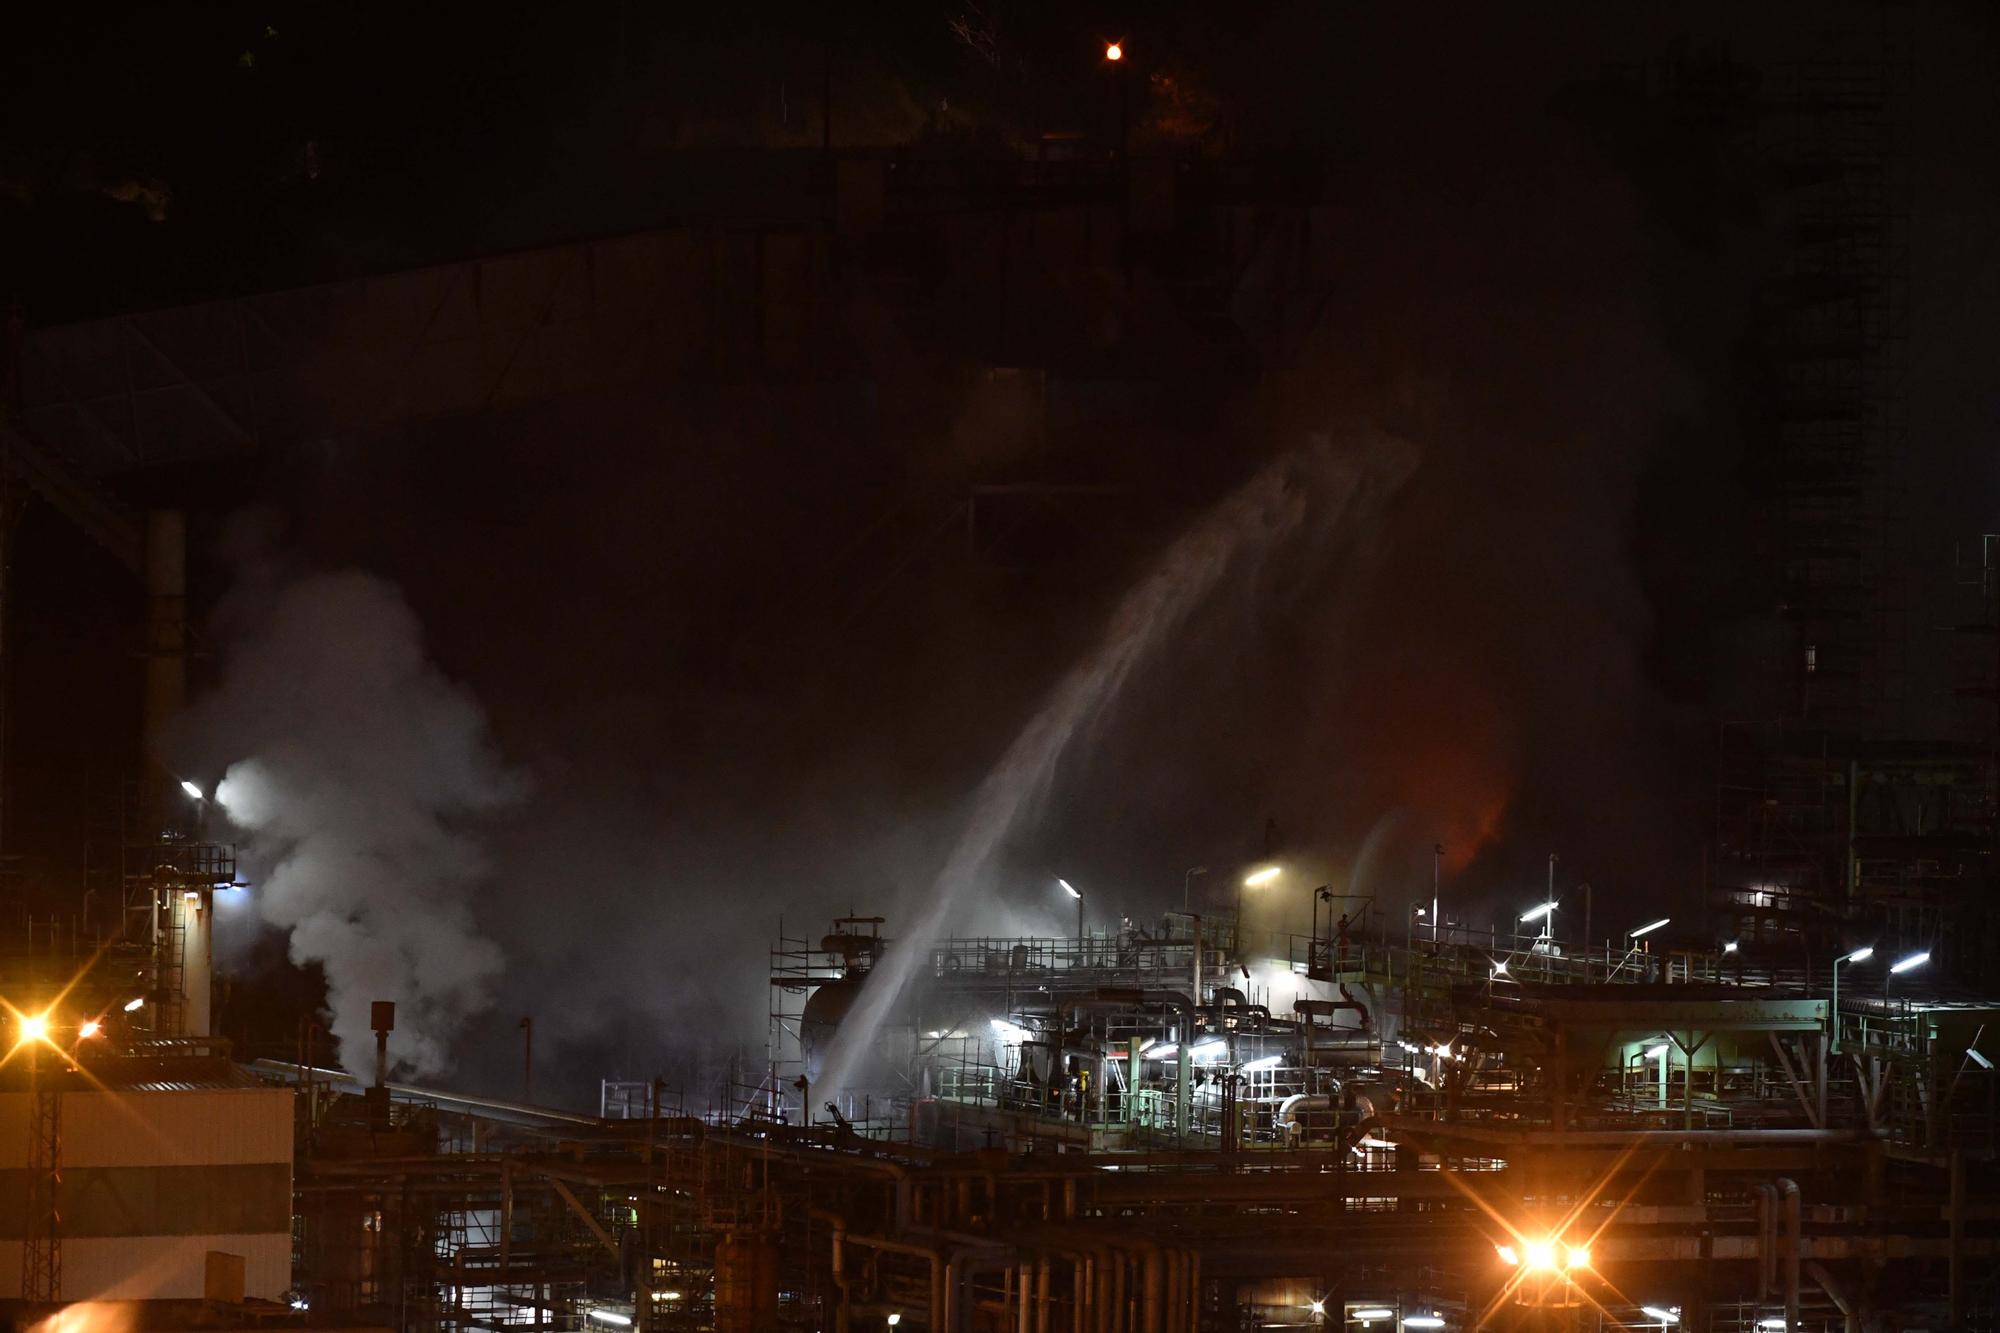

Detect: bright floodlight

[1491,961,1509,977]
[19,1012,49,1043]
[1523,1239,1556,1271]
[1890,950,1931,975]
[1310,1300,1327,1316]
[1243,865,1280,887]
[1519,902,1555,923]
[79,1020,101,1039]
[1641,1310,1680,1325]
[1842,946,1874,964]
[1757,1321,1787,1331]
[180,779,204,800]
[1402,1317,1446,1330]
[1723,940,1739,954]
[1353,1310,1394,1322]
[1058,877,1081,899]
[1495,1244,1520,1266]
[1563,1243,1589,1270]
[1629,917,1670,938]
[1103,42,1122,62]
[887,1316,903,1328]
[123,996,145,1013]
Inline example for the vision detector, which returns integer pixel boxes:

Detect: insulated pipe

[813,1211,854,1333]
[1778,1177,1801,1332]
[1129,1236,1164,1333]
[1755,1183,1777,1298]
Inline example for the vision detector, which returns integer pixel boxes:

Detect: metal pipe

[1778,1177,1801,1331]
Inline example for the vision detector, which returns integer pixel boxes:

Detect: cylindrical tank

[714,1232,780,1333]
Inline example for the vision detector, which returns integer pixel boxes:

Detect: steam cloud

[185,570,524,1076]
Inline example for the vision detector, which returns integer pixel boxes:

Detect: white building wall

[0,1085,293,1301]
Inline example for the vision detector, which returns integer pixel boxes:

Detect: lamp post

[1183,865,1208,913]
[1630,917,1670,982]
[1520,901,1556,947]
[1887,949,1930,1011]
[1431,842,1442,944]
[1830,946,1873,1055]
[1237,865,1279,959]
[1059,878,1083,948]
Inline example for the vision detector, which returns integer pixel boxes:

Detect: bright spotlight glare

[1243,866,1280,887]
[887,1316,903,1328]
[1103,42,1122,62]
[1523,1239,1556,1271]
[1641,1309,1680,1325]
[1495,1244,1520,1266]
[1723,940,1739,953]
[1491,961,1509,976]
[79,1020,102,1039]
[1757,1321,1787,1331]
[1519,902,1555,923]
[1352,1311,1395,1323]
[1890,950,1931,974]
[1629,917,1670,938]
[180,780,204,800]
[1310,1300,1326,1315]
[19,1012,49,1043]
[1402,1318,1446,1330]
[1058,878,1081,899]
[1843,946,1874,964]
[1563,1243,1589,1270]
[123,996,145,1012]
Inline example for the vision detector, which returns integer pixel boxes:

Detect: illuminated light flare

[19,1012,49,1043]
[1628,917,1670,938]
[1495,1244,1519,1266]
[1103,42,1122,62]
[1402,1318,1446,1330]
[1523,1239,1556,1271]
[1563,1243,1589,1270]
[1641,1310,1680,1325]
[1243,865,1280,887]
[1352,1310,1395,1322]
[180,780,204,800]
[123,997,145,1012]
[1519,902,1555,924]
[1890,950,1931,974]
[79,1020,101,1039]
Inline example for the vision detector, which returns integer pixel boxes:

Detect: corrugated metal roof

[0,1054,271,1093]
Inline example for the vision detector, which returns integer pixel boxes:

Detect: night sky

[3,2,1998,1100]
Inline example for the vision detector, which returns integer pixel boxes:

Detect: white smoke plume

[184,569,525,1076]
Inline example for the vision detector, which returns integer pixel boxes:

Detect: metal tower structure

[20,1040,62,1303]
